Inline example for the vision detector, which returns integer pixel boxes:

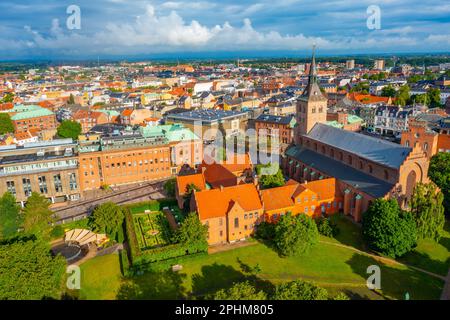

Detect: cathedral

[283,48,429,222]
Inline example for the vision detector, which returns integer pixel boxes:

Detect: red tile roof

[176,173,207,196]
[194,183,262,220]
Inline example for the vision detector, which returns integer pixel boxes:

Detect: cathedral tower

[295,46,328,144]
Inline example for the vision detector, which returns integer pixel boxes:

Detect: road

[52,180,167,223]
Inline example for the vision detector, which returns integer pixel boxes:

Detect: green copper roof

[140,124,200,142]
[326,121,344,129]
[347,115,363,124]
[97,109,120,117]
[11,105,54,120]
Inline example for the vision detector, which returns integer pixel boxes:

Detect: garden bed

[133,212,172,250]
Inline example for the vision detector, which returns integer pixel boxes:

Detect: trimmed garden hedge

[132,242,207,265]
[124,200,207,266]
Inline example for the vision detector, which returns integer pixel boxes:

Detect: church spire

[300,45,325,100]
[308,44,317,85]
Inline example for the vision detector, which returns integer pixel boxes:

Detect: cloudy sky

[0,0,449,59]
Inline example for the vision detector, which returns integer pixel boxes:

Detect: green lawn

[79,254,123,300]
[78,240,444,300]
[76,214,448,300]
[399,221,450,277]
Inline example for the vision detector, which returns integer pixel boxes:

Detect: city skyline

[0,0,450,59]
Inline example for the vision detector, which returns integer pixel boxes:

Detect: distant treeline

[1,54,450,72]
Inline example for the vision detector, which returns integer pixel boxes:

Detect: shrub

[315,217,339,238]
[50,225,65,239]
[255,221,276,240]
[273,279,329,300]
[274,214,319,257]
[133,242,207,265]
[163,178,176,197]
[119,249,131,277]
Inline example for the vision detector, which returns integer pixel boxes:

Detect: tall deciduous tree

[68,93,75,105]
[395,85,410,106]
[362,199,417,258]
[427,88,442,108]
[183,183,200,212]
[0,237,66,300]
[163,178,176,197]
[175,212,208,247]
[23,192,54,239]
[213,281,267,300]
[89,202,125,239]
[256,164,285,189]
[274,214,319,257]
[57,120,82,140]
[409,183,445,241]
[429,152,450,215]
[0,192,22,239]
[381,84,396,97]
[0,113,14,135]
[273,279,329,300]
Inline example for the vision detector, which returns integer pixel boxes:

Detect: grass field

[79,254,123,300]
[399,221,450,277]
[79,218,446,300]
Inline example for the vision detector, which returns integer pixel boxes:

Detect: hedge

[124,202,207,266]
[119,249,131,277]
[133,242,207,265]
[125,208,141,259]
[125,198,178,214]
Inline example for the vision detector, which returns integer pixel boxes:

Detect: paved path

[319,240,446,281]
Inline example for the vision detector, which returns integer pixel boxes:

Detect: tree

[163,178,176,197]
[274,214,319,257]
[333,292,350,300]
[409,183,445,241]
[23,192,54,239]
[273,280,328,300]
[315,217,339,238]
[0,236,66,299]
[68,93,75,105]
[410,93,429,105]
[381,85,396,97]
[174,212,208,247]
[89,202,125,240]
[427,88,442,108]
[428,152,450,215]
[57,120,82,140]
[362,199,417,258]
[0,92,14,103]
[0,192,22,239]
[256,164,285,189]
[213,281,267,300]
[183,183,200,212]
[395,85,410,106]
[0,113,14,135]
